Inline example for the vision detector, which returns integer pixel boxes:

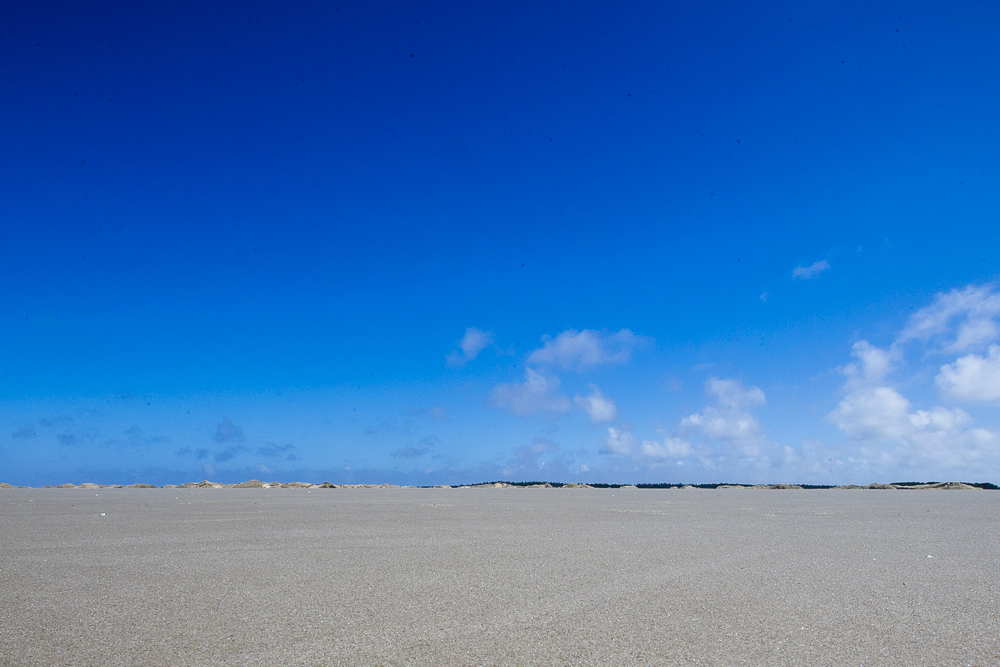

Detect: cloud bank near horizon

[480,283,1000,482]
[5,284,1000,486]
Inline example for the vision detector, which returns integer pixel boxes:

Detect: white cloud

[574,385,618,423]
[446,327,494,367]
[897,283,1000,353]
[704,377,765,412]
[829,320,1000,472]
[908,406,972,431]
[575,285,1000,481]
[639,437,693,460]
[861,402,994,471]
[527,328,648,372]
[905,425,1000,470]
[601,426,635,455]
[792,260,830,280]
[829,386,913,441]
[594,377,785,471]
[600,426,695,462]
[682,409,763,444]
[936,345,1000,402]
[490,368,571,418]
[680,378,766,447]
[841,340,898,384]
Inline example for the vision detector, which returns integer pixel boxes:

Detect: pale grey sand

[1,489,997,666]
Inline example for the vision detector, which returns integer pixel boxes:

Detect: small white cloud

[682,411,760,444]
[936,345,1000,402]
[897,284,1000,353]
[841,340,898,384]
[908,406,972,431]
[601,426,635,455]
[792,259,830,280]
[574,385,618,423]
[446,327,494,367]
[639,437,693,459]
[829,386,913,441]
[705,377,765,411]
[490,369,571,418]
[527,328,648,372]
[759,292,768,303]
[680,378,766,445]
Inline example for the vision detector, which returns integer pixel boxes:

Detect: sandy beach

[1,487,997,666]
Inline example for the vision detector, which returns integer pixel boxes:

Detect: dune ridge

[0,480,993,490]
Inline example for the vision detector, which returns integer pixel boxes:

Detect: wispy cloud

[213,418,244,444]
[446,327,494,367]
[897,283,1000,353]
[122,425,168,448]
[840,340,899,385]
[257,443,297,461]
[501,438,581,479]
[490,368,571,418]
[512,437,558,461]
[681,378,766,451]
[527,329,648,372]
[214,445,248,462]
[639,436,693,460]
[937,345,1000,402]
[601,426,636,455]
[391,435,438,459]
[11,425,36,439]
[391,447,426,459]
[792,260,830,280]
[574,385,618,423]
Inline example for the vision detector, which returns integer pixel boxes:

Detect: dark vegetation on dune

[436,481,998,490]
[891,481,998,489]
[2,480,997,489]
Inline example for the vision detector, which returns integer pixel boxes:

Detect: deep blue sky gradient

[3,0,999,485]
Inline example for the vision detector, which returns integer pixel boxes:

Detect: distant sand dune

[0,479,991,490]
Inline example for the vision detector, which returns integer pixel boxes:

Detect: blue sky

[2,0,999,486]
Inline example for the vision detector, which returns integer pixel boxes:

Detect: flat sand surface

[1,488,998,666]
